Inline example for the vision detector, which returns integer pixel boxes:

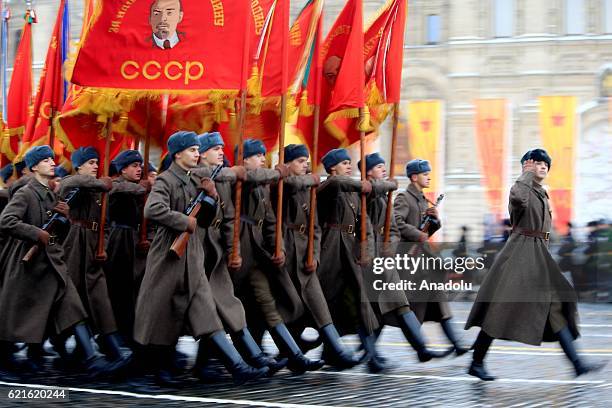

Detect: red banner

[3,11,34,163]
[71,0,253,91]
[16,2,66,161]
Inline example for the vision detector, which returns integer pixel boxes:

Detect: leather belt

[71,219,99,232]
[325,223,355,235]
[241,215,264,230]
[512,227,550,240]
[111,222,139,230]
[286,223,306,235]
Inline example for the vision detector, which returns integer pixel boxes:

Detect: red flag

[16,1,66,161]
[71,0,254,92]
[3,11,35,164]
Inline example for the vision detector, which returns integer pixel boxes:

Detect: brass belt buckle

[257,219,264,229]
[90,221,99,232]
[212,219,222,230]
[48,235,57,246]
[298,224,306,234]
[544,232,550,240]
[347,225,354,234]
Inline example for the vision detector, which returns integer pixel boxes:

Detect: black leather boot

[398,312,452,362]
[153,346,183,387]
[319,324,359,370]
[358,329,386,373]
[269,323,324,374]
[192,340,225,383]
[74,323,129,379]
[467,330,495,381]
[557,326,607,377]
[209,331,269,385]
[99,332,133,366]
[234,328,288,376]
[440,319,469,356]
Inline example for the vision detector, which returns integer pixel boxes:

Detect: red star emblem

[551,114,565,127]
[420,120,431,132]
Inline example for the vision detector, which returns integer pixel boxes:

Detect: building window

[426,14,441,44]
[566,0,585,34]
[605,0,612,33]
[494,0,514,37]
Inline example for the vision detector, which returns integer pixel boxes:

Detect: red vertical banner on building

[538,96,576,235]
[475,99,507,218]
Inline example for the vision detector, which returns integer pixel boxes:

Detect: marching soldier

[394,159,468,356]
[360,153,452,370]
[465,150,606,380]
[276,144,359,369]
[58,147,130,365]
[235,139,323,374]
[103,150,148,343]
[316,148,382,362]
[191,132,287,380]
[0,146,126,377]
[134,131,269,385]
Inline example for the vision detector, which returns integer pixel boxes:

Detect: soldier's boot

[73,323,130,379]
[319,324,359,370]
[358,329,387,373]
[0,341,19,381]
[192,340,226,383]
[293,327,323,354]
[398,312,453,362]
[233,328,288,376]
[440,319,469,356]
[50,332,73,362]
[557,326,607,377]
[209,331,269,385]
[153,346,183,387]
[355,327,387,364]
[24,344,46,372]
[269,323,324,374]
[467,330,495,381]
[98,332,133,367]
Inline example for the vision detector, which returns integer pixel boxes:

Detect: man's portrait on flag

[149,0,184,50]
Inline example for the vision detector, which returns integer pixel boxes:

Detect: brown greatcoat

[365,180,412,318]
[234,168,304,329]
[192,166,247,333]
[60,175,117,335]
[316,175,379,336]
[134,162,223,346]
[393,183,452,323]
[275,175,332,329]
[103,175,146,338]
[0,178,87,343]
[465,172,579,345]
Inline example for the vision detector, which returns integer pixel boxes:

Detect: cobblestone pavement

[1,302,611,407]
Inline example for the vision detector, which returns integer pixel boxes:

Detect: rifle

[22,188,80,263]
[169,165,222,258]
[408,193,444,256]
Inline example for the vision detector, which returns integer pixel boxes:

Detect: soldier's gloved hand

[304,260,318,274]
[425,207,439,219]
[360,180,372,194]
[37,230,50,246]
[139,179,153,193]
[310,174,321,187]
[388,178,399,190]
[53,201,70,217]
[418,232,429,242]
[136,240,151,256]
[99,176,113,192]
[522,158,535,174]
[271,251,286,267]
[275,164,289,179]
[230,165,247,182]
[228,254,242,271]
[200,178,219,199]
[186,217,197,233]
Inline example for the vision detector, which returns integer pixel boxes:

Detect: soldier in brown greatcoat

[134,131,269,385]
[360,153,453,371]
[190,132,287,380]
[465,149,606,380]
[0,146,127,378]
[234,139,323,374]
[58,147,130,366]
[275,144,359,370]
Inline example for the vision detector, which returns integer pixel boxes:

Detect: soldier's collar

[28,177,52,200]
[407,183,424,197]
[169,162,193,184]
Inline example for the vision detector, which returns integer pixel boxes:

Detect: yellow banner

[538,96,576,234]
[475,99,507,217]
[404,100,443,202]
